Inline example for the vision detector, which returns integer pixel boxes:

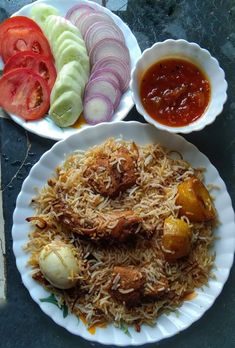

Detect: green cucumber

[54,31,86,55]
[63,61,90,85]
[50,62,87,103]
[30,4,59,27]
[59,61,88,89]
[50,75,82,103]
[49,91,83,127]
[35,14,90,128]
[44,15,82,43]
[56,44,90,74]
[55,39,87,70]
[57,39,86,54]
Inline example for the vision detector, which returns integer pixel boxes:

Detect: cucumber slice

[49,91,83,127]
[45,15,81,43]
[50,74,82,103]
[56,39,87,60]
[59,61,88,90]
[56,44,90,74]
[73,61,89,86]
[54,31,86,55]
[50,61,88,114]
[30,4,59,27]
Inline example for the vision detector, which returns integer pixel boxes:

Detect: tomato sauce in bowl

[140,58,210,127]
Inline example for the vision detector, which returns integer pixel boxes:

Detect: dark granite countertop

[1,1,235,347]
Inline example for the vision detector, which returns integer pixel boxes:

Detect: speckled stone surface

[0,1,235,348]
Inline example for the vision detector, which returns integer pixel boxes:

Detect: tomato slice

[1,27,53,63]
[0,16,43,54]
[0,68,50,120]
[3,51,57,91]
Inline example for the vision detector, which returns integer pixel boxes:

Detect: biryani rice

[25,138,216,328]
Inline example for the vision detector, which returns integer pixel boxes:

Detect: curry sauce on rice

[25,138,217,330]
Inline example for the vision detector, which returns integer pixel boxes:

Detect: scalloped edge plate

[4,0,141,140]
[12,121,235,345]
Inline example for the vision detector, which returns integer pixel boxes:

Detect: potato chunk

[176,176,216,222]
[162,216,191,261]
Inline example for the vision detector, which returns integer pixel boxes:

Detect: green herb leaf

[175,309,180,318]
[40,294,70,318]
[40,293,59,307]
[62,303,69,318]
[120,322,131,337]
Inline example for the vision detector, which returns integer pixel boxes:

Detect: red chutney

[140,58,210,127]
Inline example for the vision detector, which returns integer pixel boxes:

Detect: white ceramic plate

[3,0,141,140]
[12,121,235,346]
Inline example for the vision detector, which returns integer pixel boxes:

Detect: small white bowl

[130,39,228,133]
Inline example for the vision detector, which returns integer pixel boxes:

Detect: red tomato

[0,16,43,54]
[0,68,50,120]
[1,27,53,63]
[3,51,57,91]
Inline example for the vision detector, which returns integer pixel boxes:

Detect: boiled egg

[39,240,80,289]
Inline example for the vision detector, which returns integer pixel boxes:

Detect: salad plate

[12,121,235,346]
[2,0,141,140]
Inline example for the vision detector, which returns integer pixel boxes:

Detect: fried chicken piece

[57,207,142,242]
[84,154,120,197]
[143,276,169,300]
[107,210,142,241]
[109,266,145,307]
[140,261,169,301]
[109,264,169,307]
[84,146,138,197]
[117,146,137,191]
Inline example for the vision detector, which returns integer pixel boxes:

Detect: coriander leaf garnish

[62,303,69,318]
[40,293,69,318]
[175,309,180,318]
[40,293,59,307]
[120,322,131,337]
